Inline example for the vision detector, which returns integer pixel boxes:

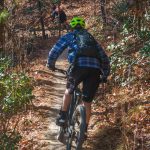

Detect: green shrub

[140,41,150,57]
[0,57,34,149]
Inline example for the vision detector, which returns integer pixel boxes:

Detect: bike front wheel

[66,105,86,150]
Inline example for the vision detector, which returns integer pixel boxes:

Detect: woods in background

[0,0,149,149]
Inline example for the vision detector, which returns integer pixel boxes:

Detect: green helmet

[70,17,85,29]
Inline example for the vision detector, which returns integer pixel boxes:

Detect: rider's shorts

[66,67,100,103]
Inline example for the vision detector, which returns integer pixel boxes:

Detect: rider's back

[73,29,100,59]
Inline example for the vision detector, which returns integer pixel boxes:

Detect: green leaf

[0,9,10,24]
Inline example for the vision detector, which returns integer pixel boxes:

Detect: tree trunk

[100,0,107,25]
[93,0,97,16]
[0,0,5,53]
[37,0,46,39]
[135,0,141,31]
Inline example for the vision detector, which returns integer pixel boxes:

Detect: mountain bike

[55,68,86,150]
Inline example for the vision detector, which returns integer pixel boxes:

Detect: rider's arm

[47,35,68,65]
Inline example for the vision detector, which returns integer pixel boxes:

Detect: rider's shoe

[56,110,67,126]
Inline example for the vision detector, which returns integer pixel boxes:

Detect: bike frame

[68,87,82,124]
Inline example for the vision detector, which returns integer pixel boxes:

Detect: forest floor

[15,1,149,150]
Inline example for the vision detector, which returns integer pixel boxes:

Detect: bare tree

[37,0,46,39]
[0,0,4,53]
[100,0,107,25]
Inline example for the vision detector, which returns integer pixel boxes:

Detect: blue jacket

[48,29,110,76]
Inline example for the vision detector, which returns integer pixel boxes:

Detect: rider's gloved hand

[46,61,55,71]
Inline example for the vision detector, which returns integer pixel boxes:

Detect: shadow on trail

[35,75,66,87]
[35,69,66,80]
[33,105,58,111]
[33,105,59,118]
[35,79,54,86]
[88,126,122,150]
[53,73,67,80]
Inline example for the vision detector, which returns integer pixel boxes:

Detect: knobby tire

[66,105,86,150]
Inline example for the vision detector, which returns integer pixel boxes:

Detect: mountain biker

[51,5,67,24]
[47,16,110,138]
[51,0,69,31]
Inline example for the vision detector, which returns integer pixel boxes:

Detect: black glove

[46,62,55,71]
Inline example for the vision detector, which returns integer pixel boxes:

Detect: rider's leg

[82,101,92,140]
[56,69,78,126]
[56,89,72,126]
[61,68,81,112]
[61,89,72,111]
[83,101,92,125]
[82,68,100,133]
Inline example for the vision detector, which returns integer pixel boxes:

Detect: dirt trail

[32,57,68,150]
[19,45,71,149]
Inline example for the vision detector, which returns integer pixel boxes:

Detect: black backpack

[74,30,100,59]
[53,10,67,23]
[59,10,67,23]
